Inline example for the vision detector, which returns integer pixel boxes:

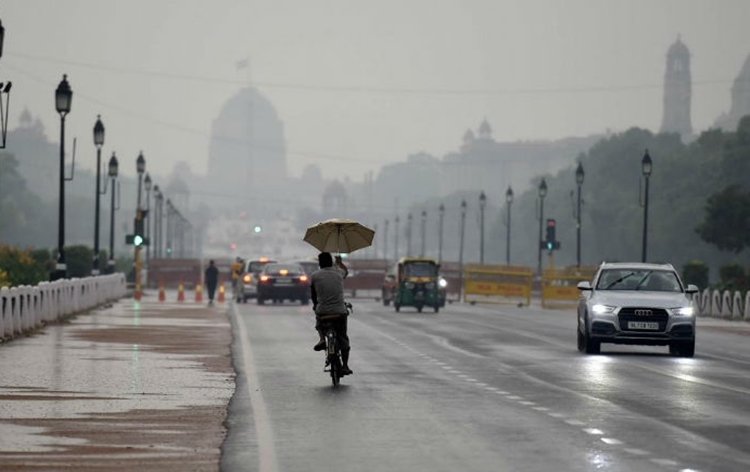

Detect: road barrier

[541,266,597,308]
[0,274,126,341]
[343,258,389,299]
[693,289,750,320]
[462,264,533,306]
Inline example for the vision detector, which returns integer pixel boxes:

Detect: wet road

[224,298,750,472]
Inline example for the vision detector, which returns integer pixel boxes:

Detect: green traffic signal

[134,235,144,247]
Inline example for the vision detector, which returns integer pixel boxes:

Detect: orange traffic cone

[195,282,203,303]
[177,282,185,302]
[158,281,166,302]
[217,283,225,303]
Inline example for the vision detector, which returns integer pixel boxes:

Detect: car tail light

[300,275,308,282]
[243,273,252,283]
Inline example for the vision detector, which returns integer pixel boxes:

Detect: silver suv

[577,262,699,357]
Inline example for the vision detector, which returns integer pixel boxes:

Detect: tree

[696,185,750,253]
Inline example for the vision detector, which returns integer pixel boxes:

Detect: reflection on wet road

[227,299,750,472]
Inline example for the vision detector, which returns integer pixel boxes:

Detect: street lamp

[107,152,118,273]
[537,178,547,275]
[144,173,152,263]
[136,151,145,209]
[505,186,513,265]
[53,74,72,280]
[406,213,413,256]
[479,191,486,264]
[394,216,400,261]
[420,210,427,257]
[166,199,173,257]
[0,15,13,150]
[383,219,389,263]
[92,115,105,275]
[641,150,652,262]
[459,199,467,301]
[575,162,585,269]
[153,185,161,258]
[438,203,445,262]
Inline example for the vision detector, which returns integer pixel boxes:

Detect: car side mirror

[577,281,592,291]
[685,284,699,294]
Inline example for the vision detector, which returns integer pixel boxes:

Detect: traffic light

[543,218,560,250]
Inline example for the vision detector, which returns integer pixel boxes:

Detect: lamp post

[136,152,145,209]
[479,191,486,264]
[641,150,652,263]
[92,115,105,275]
[406,213,413,256]
[166,199,173,257]
[383,219,389,263]
[575,162,585,269]
[438,203,445,262]
[153,185,160,258]
[144,173,152,271]
[505,186,513,265]
[537,178,547,275]
[53,74,72,280]
[0,15,13,150]
[420,210,427,257]
[458,199,467,301]
[107,152,118,274]
[394,216,400,261]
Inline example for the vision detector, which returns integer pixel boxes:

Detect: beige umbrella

[303,218,375,254]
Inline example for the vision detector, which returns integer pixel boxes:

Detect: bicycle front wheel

[329,355,341,386]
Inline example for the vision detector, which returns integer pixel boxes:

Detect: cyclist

[310,252,352,376]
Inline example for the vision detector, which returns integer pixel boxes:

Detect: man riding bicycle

[310,252,352,376]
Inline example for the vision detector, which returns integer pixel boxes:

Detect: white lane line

[624,448,650,456]
[651,458,680,467]
[507,395,523,400]
[532,406,549,412]
[565,419,585,426]
[519,401,536,406]
[547,412,566,418]
[233,305,279,472]
[584,428,603,435]
[601,438,623,445]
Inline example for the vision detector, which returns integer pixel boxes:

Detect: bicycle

[320,302,352,387]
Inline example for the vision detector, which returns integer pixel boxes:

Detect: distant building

[660,37,693,136]
[207,87,287,212]
[714,53,750,132]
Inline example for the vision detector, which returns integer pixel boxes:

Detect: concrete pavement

[0,292,234,472]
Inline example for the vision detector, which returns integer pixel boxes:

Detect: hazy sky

[3,0,750,182]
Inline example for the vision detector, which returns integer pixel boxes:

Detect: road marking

[624,448,650,456]
[233,305,279,472]
[651,458,680,467]
[601,438,623,445]
[584,428,603,435]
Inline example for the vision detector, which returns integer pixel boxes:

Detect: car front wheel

[579,317,600,354]
[670,339,695,358]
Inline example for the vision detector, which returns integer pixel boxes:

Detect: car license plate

[627,321,659,330]
[276,278,291,284]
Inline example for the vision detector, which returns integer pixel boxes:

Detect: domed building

[207,87,287,210]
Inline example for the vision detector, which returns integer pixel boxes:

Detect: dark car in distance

[257,262,310,305]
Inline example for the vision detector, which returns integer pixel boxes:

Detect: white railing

[0,274,126,341]
[693,288,750,321]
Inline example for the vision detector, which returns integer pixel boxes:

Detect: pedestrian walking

[205,260,219,306]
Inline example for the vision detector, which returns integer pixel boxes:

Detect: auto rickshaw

[393,257,441,313]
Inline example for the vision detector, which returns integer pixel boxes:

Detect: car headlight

[671,306,694,316]
[592,304,616,315]
[438,278,448,288]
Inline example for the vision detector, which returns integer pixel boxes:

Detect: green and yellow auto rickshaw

[393,257,441,313]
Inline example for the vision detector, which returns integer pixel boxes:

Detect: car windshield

[403,262,437,277]
[248,260,274,273]
[264,264,304,276]
[596,269,682,292]
[298,262,318,275]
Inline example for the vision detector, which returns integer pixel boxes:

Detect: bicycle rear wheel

[329,354,341,386]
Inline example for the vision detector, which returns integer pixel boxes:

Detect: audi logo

[634,309,653,316]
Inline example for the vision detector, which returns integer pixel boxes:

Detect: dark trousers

[206,283,217,300]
